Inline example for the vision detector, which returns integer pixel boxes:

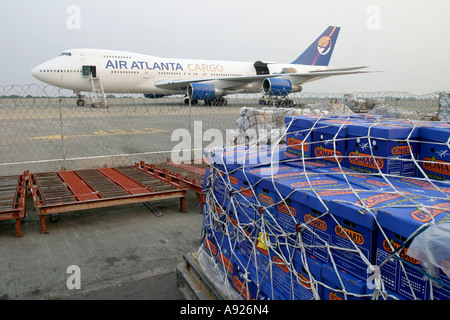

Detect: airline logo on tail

[292,26,340,66]
[317,36,332,55]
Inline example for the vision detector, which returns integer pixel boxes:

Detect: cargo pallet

[176,252,228,300]
[0,173,27,237]
[29,163,188,234]
[0,159,210,236]
[138,160,208,211]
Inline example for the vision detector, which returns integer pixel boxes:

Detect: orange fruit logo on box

[288,137,309,152]
[391,145,412,155]
[335,225,364,245]
[314,146,343,163]
[410,202,450,223]
[348,151,384,169]
[304,213,327,231]
[277,203,297,217]
[422,157,450,176]
[258,193,273,205]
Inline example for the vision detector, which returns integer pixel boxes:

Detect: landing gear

[258,94,295,107]
[75,91,85,107]
[184,98,198,105]
[204,97,228,106]
[73,90,107,108]
[183,94,227,106]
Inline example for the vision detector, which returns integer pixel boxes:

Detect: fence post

[59,99,67,170]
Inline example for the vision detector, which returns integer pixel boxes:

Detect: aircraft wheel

[184,98,198,105]
[76,99,85,106]
[212,97,226,106]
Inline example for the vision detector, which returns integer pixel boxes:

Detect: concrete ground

[0,190,204,300]
[0,101,218,301]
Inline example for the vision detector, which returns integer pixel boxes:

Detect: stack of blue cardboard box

[201,114,450,300]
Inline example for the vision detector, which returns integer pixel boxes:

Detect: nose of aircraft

[31,65,41,80]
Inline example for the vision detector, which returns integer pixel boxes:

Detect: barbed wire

[0,84,441,106]
[0,84,446,176]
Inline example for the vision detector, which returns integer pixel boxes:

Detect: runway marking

[28,127,167,140]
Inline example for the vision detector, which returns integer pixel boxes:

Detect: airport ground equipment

[74,65,108,107]
[89,74,107,108]
[0,173,27,237]
[29,164,187,234]
[138,159,208,212]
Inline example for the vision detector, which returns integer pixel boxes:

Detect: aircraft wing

[286,68,373,84]
[308,66,369,73]
[154,67,372,91]
[154,74,280,91]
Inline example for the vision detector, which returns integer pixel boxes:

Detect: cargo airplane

[31,26,370,107]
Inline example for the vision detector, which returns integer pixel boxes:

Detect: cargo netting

[199,113,450,300]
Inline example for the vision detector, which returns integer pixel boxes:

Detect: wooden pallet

[176,252,229,300]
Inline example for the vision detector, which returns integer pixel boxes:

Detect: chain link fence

[0,84,442,176]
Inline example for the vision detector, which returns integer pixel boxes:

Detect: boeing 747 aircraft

[31,26,370,107]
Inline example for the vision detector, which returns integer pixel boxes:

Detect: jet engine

[262,78,302,96]
[187,83,225,101]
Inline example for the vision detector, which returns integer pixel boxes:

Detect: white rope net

[199,112,450,300]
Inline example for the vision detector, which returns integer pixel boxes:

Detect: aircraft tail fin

[291,26,340,66]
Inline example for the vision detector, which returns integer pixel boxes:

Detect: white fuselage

[31,48,328,95]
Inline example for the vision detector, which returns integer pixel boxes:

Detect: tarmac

[0,100,224,301]
[0,189,204,300]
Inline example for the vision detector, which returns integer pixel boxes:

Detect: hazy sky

[1,0,449,94]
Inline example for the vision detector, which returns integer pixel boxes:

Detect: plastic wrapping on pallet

[375,199,450,300]
[407,223,450,278]
[197,244,242,300]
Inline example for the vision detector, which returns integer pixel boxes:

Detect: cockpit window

[59,52,72,56]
